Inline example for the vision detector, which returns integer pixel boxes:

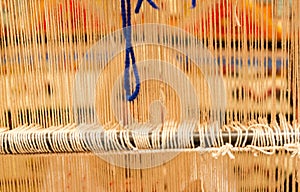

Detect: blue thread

[191,0,196,8]
[121,0,141,101]
[135,0,159,14]
[135,0,143,13]
[124,49,131,94]
[147,0,159,9]
[121,0,126,28]
[127,47,140,101]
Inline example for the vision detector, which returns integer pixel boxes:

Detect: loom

[0,0,299,191]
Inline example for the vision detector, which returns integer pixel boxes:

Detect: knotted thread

[212,143,235,159]
[284,144,300,158]
[246,145,275,156]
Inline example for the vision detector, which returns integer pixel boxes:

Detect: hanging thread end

[126,83,141,101]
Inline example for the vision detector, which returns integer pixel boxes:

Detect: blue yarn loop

[121,0,140,101]
[121,0,196,101]
[135,0,159,14]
